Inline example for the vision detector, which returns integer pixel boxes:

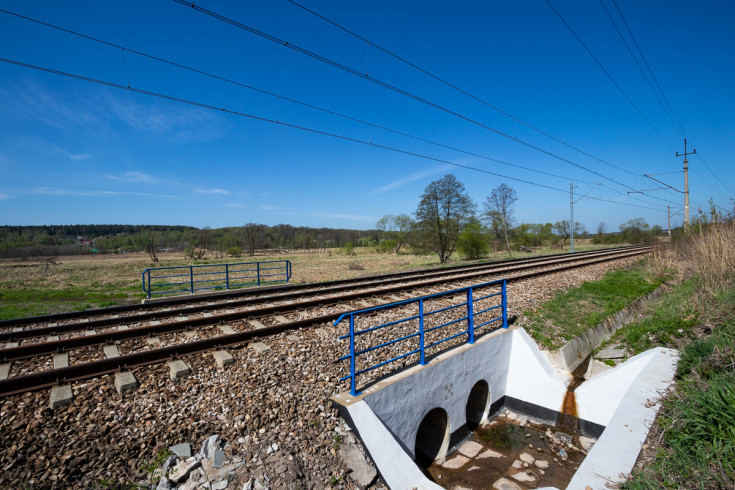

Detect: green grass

[622,285,735,489]
[0,285,139,319]
[523,263,668,349]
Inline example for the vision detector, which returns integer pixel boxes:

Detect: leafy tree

[458,222,488,260]
[376,214,414,254]
[619,218,649,244]
[415,174,475,263]
[483,184,517,256]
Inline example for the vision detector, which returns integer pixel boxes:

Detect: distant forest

[0,224,380,258]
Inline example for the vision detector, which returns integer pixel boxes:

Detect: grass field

[0,242,603,320]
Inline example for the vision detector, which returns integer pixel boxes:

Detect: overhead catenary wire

[0,7,600,188]
[0,56,668,214]
[285,0,649,183]
[1,7,682,208]
[170,0,668,199]
[545,0,677,153]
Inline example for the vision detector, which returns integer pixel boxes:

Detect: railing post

[225,264,230,290]
[142,270,148,299]
[419,299,426,365]
[467,287,475,344]
[502,279,508,329]
[257,262,261,287]
[349,314,360,396]
[190,266,194,294]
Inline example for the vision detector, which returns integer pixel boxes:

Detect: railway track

[0,246,655,397]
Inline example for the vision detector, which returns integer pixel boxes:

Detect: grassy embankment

[0,243,605,320]
[523,221,735,488]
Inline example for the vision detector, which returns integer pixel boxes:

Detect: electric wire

[545,0,676,153]
[0,7,600,188]
[285,0,649,183]
[0,56,667,214]
[171,0,667,199]
[598,0,684,139]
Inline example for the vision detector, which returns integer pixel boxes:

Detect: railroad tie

[274,315,290,324]
[12,327,23,332]
[116,325,130,331]
[248,319,267,330]
[49,385,73,409]
[146,337,161,345]
[114,371,138,395]
[183,330,196,338]
[2,342,19,349]
[46,335,60,342]
[103,345,120,358]
[219,325,236,335]
[167,360,191,380]
[84,330,97,336]
[249,342,270,353]
[0,363,10,380]
[52,352,69,370]
[212,350,234,368]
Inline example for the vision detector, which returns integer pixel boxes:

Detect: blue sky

[1,1,733,232]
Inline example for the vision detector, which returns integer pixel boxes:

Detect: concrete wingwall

[359,326,569,460]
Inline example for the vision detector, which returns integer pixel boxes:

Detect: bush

[227,246,243,258]
[458,224,488,260]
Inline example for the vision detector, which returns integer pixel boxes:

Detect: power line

[0,7,601,188]
[0,55,668,214]
[610,0,687,139]
[171,0,665,198]
[545,0,676,152]
[598,0,684,140]
[285,0,647,182]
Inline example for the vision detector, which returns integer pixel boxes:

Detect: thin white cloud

[0,193,13,200]
[69,154,91,161]
[30,187,175,198]
[226,203,247,208]
[369,165,448,195]
[261,204,278,210]
[12,137,91,162]
[196,188,230,195]
[105,171,156,183]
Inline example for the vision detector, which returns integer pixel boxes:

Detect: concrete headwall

[358,327,569,459]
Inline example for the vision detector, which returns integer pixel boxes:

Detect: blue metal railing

[335,278,507,396]
[142,260,292,298]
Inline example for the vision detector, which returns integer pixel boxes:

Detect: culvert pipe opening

[465,380,490,431]
[414,407,450,465]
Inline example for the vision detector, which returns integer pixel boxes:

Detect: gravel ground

[0,256,640,489]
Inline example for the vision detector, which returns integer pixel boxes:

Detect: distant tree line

[0,224,380,258]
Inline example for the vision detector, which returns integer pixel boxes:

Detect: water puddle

[424,412,595,489]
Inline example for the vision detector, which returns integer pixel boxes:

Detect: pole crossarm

[643,174,684,193]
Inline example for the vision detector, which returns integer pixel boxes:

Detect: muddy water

[424,414,589,489]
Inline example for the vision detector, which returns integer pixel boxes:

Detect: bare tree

[145,231,159,262]
[243,223,259,256]
[483,183,517,256]
[376,214,414,254]
[415,174,475,263]
[597,221,607,236]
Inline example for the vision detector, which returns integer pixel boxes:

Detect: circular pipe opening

[465,380,490,431]
[414,407,450,465]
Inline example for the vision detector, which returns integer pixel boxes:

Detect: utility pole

[667,205,671,240]
[676,139,695,226]
[570,183,574,253]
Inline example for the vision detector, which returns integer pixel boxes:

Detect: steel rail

[0,246,651,343]
[0,248,653,360]
[0,245,648,328]
[0,246,656,396]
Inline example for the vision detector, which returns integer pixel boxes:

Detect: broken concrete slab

[597,347,627,359]
[169,443,192,459]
